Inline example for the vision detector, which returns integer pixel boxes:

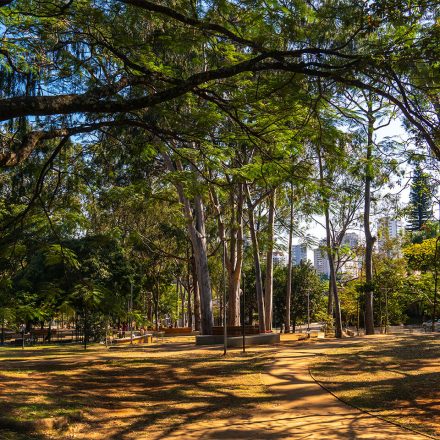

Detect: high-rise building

[377,217,403,238]
[341,232,359,249]
[292,244,309,266]
[377,217,403,252]
[313,247,330,277]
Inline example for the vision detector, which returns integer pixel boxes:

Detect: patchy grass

[0,340,277,439]
[311,335,440,437]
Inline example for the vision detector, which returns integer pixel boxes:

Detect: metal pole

[242,272,246,354]
[223,240,227,356]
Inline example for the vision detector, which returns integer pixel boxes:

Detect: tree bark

[285,185,294,333]
[163,152,213,334]
[1,316,4,345]
[191,254,201,332]
[432,237,439,332]
[186,259,193,329]
[245,184,266,332]
[210,183,244,326]
[264,188,276,331]
[317,148,343,338]
[364,104,376,335]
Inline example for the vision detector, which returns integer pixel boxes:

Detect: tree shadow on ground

[311,334,440,437]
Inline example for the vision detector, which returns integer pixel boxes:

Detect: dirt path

[164,339,428,440]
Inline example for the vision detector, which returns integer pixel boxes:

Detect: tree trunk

[264,189,276,331]
[1,316,4,346]
[318,148,343,338]
[186,244,193,329]
[245,184,266,332]
[364,104,376,335]
[191,254,201,331]
[179,279,186,327]
[83,307,87,350]
[163,152,213,334]
[432,237,439,332]
[211,183,243,326]
[285,185,294,333]
[153,283,159,330]
[193,194,214,334]
[326,240,343,338]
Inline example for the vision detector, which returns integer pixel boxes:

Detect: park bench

[310,330,325,339]
[212,325,260,336]
[111,334,153,345]
[160,327,194,336]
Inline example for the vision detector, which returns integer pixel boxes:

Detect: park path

[166,338,427,440]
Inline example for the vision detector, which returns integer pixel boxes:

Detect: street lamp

[20,323,25,349]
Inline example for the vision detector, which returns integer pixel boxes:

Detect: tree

[407,163,433,231]
[273,261,326,331]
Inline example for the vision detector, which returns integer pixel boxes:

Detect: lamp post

[242,272,246,354]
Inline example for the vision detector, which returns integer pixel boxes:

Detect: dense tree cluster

[0,0,439,339]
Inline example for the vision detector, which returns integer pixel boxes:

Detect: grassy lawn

[311,334,440,438]
[0,339,277,439]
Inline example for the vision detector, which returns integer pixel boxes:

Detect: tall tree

[407,163,433,231]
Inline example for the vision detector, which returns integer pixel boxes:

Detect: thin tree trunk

[187,279,193,329]
[1,316,4,345]
[432,237,439,331]
[83,307,87,350]
[153,281,159,331]
[264,189,276,331]
[179,279,186,327]
[325,228,343,338]
[285,185,294,333]
[191,254,201,331]
[318,148,343,338]
[364,103,376,335]
[245,184,266,332]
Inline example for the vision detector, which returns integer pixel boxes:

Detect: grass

[0,339,277,439]
[311,334,440,437]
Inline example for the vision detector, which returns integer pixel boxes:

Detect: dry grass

[311,334,440,437]
[0,339,277,439]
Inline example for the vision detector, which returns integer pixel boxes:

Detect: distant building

[341,232,359,249]
[314,247,330,277]
[292,244,309,266]
[313,234,361,279]
[377,217,403,252]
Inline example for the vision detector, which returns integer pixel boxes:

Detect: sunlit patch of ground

[0,338,278,439]
[311,334,440,437]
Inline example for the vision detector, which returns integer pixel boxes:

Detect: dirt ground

[0,334,438,439]
[311,334,440,438]
[0,339,278,439]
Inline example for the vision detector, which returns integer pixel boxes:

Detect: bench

[160,327,195,336]
[111,334,153,345]
[212,326,260,336]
